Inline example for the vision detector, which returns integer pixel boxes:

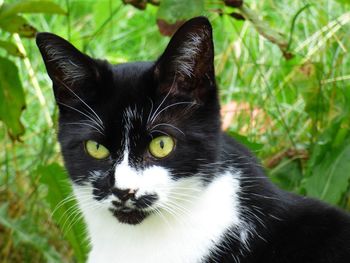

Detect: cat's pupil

[160,140,164,149]
[96,143,100,150]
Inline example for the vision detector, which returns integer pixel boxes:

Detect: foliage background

[0,0,350,262]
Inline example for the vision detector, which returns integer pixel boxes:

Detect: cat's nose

[111,188,138,202]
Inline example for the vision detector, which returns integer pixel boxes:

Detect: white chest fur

[75,173,241,263]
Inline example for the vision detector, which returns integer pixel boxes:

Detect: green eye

[149,136,175,159]
[85,140,110,159]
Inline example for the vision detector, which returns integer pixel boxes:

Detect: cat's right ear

[154,17,215,103]
[36,33,99,104]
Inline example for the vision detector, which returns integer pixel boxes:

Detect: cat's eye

[85,140,110,160]
[149,136,175,159]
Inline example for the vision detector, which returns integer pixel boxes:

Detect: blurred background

[0,0,350,262]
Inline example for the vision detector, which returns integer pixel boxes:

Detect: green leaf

[269,158,303,192]
[0,204,62,262]
[303,137,350,205]
[305,117,348,177]
[291,63,328,121]
[0,57,25,139]
[238,5,292,58]
[157,0,204,23]
[0,1,66,18]
[335,0,349,5]
[38,163,88,263]
[0,14,37,37]
[0,40,24,57]
[228,130,263,152]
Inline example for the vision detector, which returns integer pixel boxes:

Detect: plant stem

[13,34,53,128]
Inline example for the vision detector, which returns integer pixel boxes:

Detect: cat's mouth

[109,207,150,225]
[108,193,159,225]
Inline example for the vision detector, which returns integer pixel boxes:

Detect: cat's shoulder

[213,197,350,263]
[263,197,350,263]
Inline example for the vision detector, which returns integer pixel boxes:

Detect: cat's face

[37,17,221,225]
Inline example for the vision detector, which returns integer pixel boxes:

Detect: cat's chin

[109,208,149,225]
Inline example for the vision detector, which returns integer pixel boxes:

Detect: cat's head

[36,17,222,225]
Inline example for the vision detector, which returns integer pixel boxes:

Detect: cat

[36,16,350,263]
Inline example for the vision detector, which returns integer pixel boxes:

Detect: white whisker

[56,78,104,126]
[151,101,196,125]
[151,123,185,136]
[57,101,104,131]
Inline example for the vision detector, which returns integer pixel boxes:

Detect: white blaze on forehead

[114,152,138,189]
[122,105,144,153]
[114,151,172,195]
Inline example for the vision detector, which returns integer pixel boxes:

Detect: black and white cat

[36,17,350,263]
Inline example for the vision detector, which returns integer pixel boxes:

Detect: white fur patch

[113,152,171,200]
[74,170,243,263]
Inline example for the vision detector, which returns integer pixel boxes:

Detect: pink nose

[111,188,138,202]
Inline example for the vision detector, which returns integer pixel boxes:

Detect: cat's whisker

[63,196,101,214]
[163,199,192,218]
[161,199,189,222]
[63,209,84,235]
[57,101,104,131]
[239,176,269,180]
[56,78,104,127]
[51,193,78,216]
[151,123,185,136]
[168,195,197,206]
[59,203,82,232]
[146,97,154,123]
[63,122,105,135]
[148,74,177,123]
[154,207,173,230]
[56,200,81,221]
[57,194,97,224]
[249,193,279,201]
[171,190,202,196]
[157,202,180,219]
[140,201,173,230]
[157,187,202,196]
[67,211,87,233]
[168,191,200,199]
[150,129,170,137]
[157,185,203,192]
[62,201,104,236]
[150,101,197,125]
[158,202,190,226]
[171,185,203,191]
[51,199,85,223]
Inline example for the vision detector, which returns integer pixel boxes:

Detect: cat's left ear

[36,32,100,104]
[154,16,215,102]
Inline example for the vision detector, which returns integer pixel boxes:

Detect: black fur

[205,134,350,262]
[36,16,350,262]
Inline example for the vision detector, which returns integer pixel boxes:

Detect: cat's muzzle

[109,188,158,225]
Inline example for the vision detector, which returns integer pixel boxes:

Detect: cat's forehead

[104,61,155,107]
[111,61,154,86]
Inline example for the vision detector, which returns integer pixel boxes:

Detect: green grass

[1,0,350,262]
